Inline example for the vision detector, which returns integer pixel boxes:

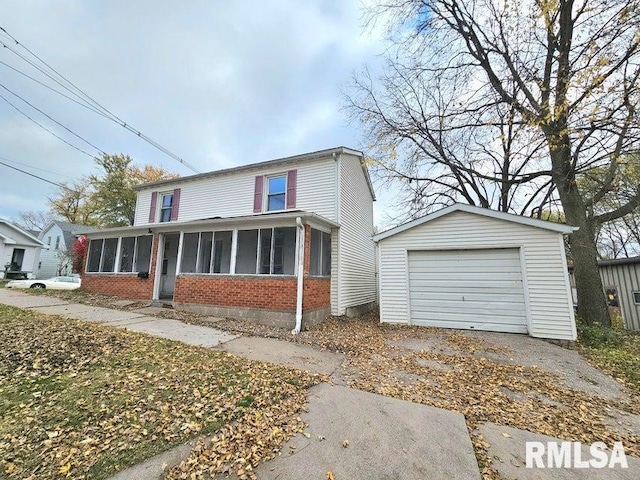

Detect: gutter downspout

[292,217,305,334]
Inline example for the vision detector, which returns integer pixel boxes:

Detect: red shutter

[149,191,158,223]
[286,169,297,209]
[253,176,264,213]
[170,188,181,221]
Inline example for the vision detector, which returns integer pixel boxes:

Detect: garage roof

[373,204,578,242]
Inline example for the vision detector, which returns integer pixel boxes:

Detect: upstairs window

[160,193,173,222]
[55,236,61,250]
[267,176,286,211]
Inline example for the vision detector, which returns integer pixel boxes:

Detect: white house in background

[37,221,98,279]
[78,147,378,330]
[373,204,578,341]
[0,219,48,279]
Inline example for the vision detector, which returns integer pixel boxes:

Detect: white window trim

[633,291,640,305]
[159,192,174,223]
[264,173,287,212]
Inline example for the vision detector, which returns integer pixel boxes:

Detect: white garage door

[408,248,528,333]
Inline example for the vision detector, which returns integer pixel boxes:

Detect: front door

[10,248,25,271]
[160,234,180,299]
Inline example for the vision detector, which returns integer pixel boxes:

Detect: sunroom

[79,211,336,329]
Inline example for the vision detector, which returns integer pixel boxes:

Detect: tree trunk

[549,145,611,326]
[569,220,610,326]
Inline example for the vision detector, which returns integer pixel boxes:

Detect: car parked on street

[5,276,81,290]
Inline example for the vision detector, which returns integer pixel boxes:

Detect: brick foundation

[80,273,154,300]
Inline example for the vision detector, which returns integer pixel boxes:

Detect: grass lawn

[0,304,319,479]
[577,322,640,393]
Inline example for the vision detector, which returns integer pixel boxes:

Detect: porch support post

[152,234,163,300]
[175,231,185,275]
[230,229,238,274]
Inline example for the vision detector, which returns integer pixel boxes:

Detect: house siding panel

[133,157,337,225]
[336,153,377,314]
[377,211,576,340]
[37,224,64,278]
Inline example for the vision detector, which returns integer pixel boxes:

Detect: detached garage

[373,204,578,341]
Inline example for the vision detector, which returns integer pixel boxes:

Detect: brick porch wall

[81,233,158,300]
[174,275,298,309]
[81,226,331,312]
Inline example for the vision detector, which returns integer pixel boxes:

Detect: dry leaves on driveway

[0,304,320,480]
[212,312,640,479]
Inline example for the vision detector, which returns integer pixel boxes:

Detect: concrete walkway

[0,289,236,348]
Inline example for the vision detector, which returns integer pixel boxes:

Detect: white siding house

[37,221,97,278]
[374,204,577,341]
[80,147,377,329]
[333,152,377,315]
[0,219,48,279]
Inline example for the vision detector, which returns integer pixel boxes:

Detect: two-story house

[79,147,377,331]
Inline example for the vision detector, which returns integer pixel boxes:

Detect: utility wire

[0,26,201,173]
[0,83,105,155]
[0,158,79,192]
[0,90,97,158]
[0,156,77,180]
[0,59,112,119]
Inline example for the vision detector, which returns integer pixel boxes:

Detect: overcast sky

[0,0,393,226]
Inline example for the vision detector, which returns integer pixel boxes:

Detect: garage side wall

[377,211,576,340]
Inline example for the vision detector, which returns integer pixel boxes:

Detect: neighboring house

[0,219,48,279]
[373,204,578,341]
[37,221,98,279]
[569,256,640,331]
[79,147,377,330]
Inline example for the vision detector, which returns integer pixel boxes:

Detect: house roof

[76,210,340,237]
[373,203,578,242]
[596,256,640,267]
[133,146,377,201]
[40,220,100,250]
[0,218,49,247]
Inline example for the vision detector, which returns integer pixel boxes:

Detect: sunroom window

[310,229,331,276]
[179,231,233,274]
[236,227,296,274]
[119,235,153,273]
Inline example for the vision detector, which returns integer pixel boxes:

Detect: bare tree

[14,210,53,232]
[349,0,640,326]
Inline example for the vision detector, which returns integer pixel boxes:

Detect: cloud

[0,0,388,224]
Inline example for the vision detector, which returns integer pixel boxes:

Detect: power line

[0,26,201,174]
[0,157,78,192]
[0,82,105,155]
[0,156,77,180]
[0,59,112,119]
[0,90,97,158]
